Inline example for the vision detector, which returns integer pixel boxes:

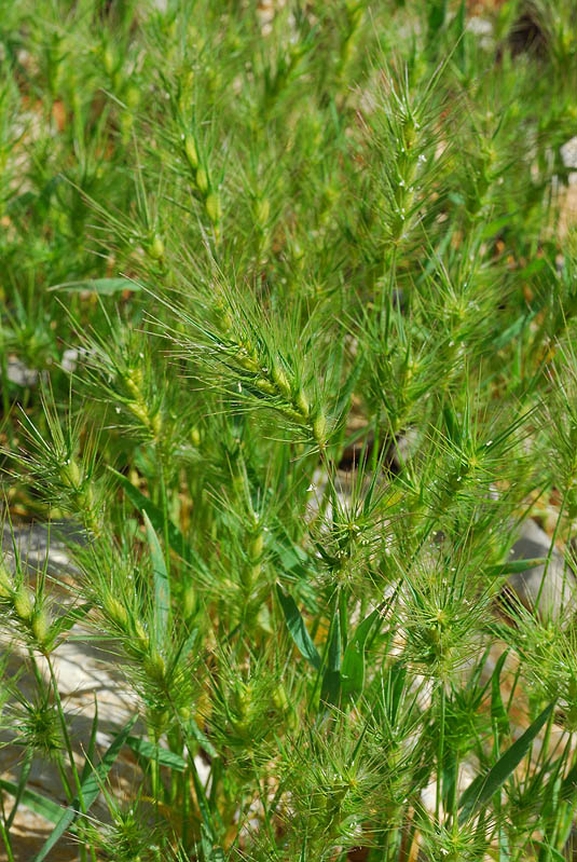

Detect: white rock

[508,519,577,621]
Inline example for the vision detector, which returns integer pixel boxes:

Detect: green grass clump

[2,0,577,859]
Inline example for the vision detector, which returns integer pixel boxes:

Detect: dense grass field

[2,0,577,859]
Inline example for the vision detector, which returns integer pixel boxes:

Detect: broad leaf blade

[126,736,187,771]
[458,702,555,824]
[341,608,381,702]
[321,610,342,705]
[491,649,511,739]
[184,714,218,760]
[485,558,547,578]
[276,584,321,670]
[80,697,99,785]
[190,750,223,851]
[0,779,63,824]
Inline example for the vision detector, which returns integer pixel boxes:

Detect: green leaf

[143,510,171,649]
[492,311,536,351]
[485,558,547,578]
[109,467,209,574]
[200,823,226,862]
[0,779,63,825]
[443,404,462,446]
[341,608,381,702]
[126,736,187,771]
[491,649,511,739]
[531,843,565,862]
[458,702,555,824]
[190,754,223,851]
[479,214,516,240]
[276,584,321,670]
[427,0,447,37]
[270,525,310,581]
[321,609,342,705]
[48,277,141,295]
[184,714,218,760]
[385,660,408,726]
[518,258,548,279]
[33,714,138,862]
[80,697,99,785]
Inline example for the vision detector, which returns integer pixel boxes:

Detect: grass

[1,0,577,858]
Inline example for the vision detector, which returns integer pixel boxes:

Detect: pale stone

[508,518,577,621]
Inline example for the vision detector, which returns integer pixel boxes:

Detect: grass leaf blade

[0,779,63,825]
[33,715,138,862]
[276,584,321,670]
[458,702,555,824]
[143,510,171,649]
[341,608,381,702]
[126,735,187,771]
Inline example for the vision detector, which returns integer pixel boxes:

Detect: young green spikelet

[181,127,222,235]
[171,289,328,446]
[2,574,54,654]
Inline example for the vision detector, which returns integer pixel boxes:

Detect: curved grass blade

[276,584,321,670]
[458,702,555,824]
[126,736,187,771]
[184,714,218,760]
[321,609,341,705]
[79,696,100,787]
[485,558,547,578]
[0,779,63,825]
[341,608,381,703]
[491,649,511,740]
[109,466,210,576]
[33,714,138,862]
